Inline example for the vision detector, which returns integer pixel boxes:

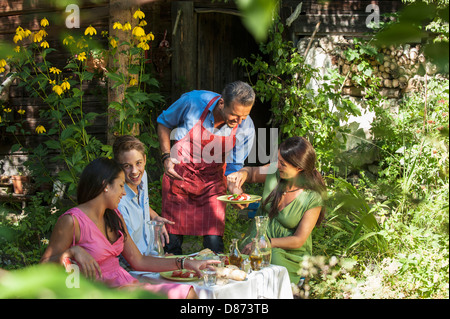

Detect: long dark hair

[77,157,127,241]
[262,136,327,225]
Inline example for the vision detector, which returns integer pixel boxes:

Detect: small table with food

[130,249,293,299]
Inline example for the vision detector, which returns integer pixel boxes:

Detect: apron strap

[199,95,221,122]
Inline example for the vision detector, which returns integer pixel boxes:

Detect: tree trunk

[107,0,138,144]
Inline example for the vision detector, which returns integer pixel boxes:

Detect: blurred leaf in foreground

[236,0,279,42]
[0,264,164,299]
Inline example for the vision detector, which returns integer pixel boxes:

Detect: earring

[105,188,108,192]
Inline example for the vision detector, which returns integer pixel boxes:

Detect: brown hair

[112,135,147,160]
[262,136,327,225]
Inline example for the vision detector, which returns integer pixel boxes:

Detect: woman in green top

[227,136,326,283]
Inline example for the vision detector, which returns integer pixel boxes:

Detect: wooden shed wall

[281,0,403,38]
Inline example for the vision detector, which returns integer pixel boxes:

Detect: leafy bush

[235,19,362,173]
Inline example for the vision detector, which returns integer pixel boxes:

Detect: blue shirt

[157,90,255,175]
[118,170,152,255]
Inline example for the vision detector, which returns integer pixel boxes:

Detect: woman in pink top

[41,158,219,299]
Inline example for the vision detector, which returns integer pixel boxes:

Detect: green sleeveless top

[240,164,323,282]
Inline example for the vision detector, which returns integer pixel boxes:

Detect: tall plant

[1,10,162,199]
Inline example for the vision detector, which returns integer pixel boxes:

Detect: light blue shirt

[118,170,152,255]
[157,90,255,175]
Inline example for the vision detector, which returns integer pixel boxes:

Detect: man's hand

[152,215,175,246]
[163,157,183,180]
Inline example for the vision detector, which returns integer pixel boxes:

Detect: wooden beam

[171,1,197,99]
[107,0,138,143]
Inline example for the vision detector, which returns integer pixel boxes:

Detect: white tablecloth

[130,264,293,299]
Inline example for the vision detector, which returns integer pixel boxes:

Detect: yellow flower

[85,25,97,36]
[38,29,48,38]
[17,109,25,115]
[49,67,61,74]
[0,59,6,67]
[146,32,155,41]
[13,34,22,43]
[0,67,5,73]
[76,39,88,49]
[32,31,43,43]
[101,31,108,37]
[15,26,24,34]
[4,108,12,113]
[113,22,123,30]
[52,85,63,96]
[122,22,132,31]
[137,41,149,51]
[77,52,87,62]
[129,78,138,86]
[14,46,20,53]
[63,36,75,46]
[132,26,146,37]
[61,80,70,91]
[110,38,118,48]
[40,18,49,27]
[48,80,55,85]
[40,41,49,49]
[138,20,147,27]
[133,9,145,20]
[35,125,46,134]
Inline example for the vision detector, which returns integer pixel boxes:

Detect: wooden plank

[171,1,197,99]
[197,12,216,91]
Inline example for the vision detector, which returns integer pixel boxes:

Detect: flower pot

[12,175,31,194]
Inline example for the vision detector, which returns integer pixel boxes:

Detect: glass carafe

[249,238,262,271]
[229,238,243,268]
[255,215,271,267]
[145,221,164,257]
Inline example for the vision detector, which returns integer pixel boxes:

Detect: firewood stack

[317,36,437,98]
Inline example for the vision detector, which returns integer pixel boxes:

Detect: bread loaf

[216,266,247,281]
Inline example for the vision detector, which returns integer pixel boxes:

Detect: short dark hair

[222,81,255,108]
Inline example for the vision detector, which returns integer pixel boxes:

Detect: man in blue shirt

[114,135,174,265]
[157,81,256,254]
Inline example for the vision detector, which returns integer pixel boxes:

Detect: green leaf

[44,140,60,150]
[235,0,278,42]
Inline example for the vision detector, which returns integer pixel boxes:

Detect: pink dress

[61,207,192,299]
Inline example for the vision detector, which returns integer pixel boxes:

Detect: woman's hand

[183,258,221,278]
[66,246,102,280]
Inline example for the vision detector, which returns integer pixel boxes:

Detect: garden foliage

[0,2,449,299]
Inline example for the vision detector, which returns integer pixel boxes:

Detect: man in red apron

[157,81,256,254]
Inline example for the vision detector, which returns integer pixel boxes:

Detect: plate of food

[217,194,262,204]
[160,270,201,282]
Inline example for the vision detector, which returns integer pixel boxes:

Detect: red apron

[161,96,237,236]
